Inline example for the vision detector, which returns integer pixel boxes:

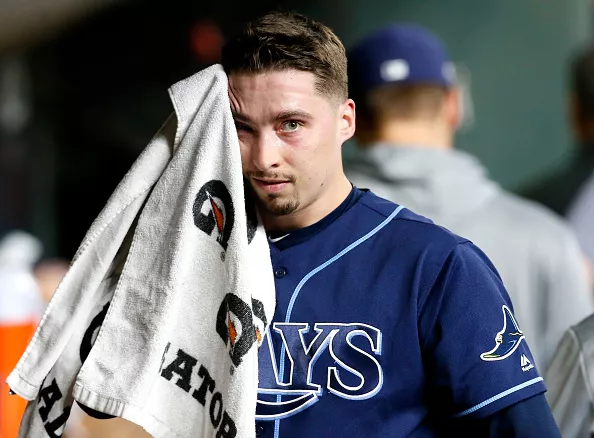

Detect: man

[522,45,594,216]
[344,24,593,371]
[222,12,560,437]
[544,173,594,438]
[546,311,594,438]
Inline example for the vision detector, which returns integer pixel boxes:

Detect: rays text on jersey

[256,322,383,421]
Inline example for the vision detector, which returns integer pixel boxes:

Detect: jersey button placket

[274,267,288,278]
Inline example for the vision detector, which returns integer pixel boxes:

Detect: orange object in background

[0,231,45,438]
[0,322,37,438]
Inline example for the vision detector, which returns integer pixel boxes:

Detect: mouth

[252,178,291,193]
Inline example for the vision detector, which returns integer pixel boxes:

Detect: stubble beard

[246,171,300,216]
[256,191,300,216]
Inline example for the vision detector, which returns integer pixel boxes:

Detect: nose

[251,131,281,171]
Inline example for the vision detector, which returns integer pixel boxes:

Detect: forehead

[228,69,333,120]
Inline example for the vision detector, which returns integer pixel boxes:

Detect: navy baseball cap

[348,24,455,101]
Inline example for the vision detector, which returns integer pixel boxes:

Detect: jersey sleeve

[443,394,561,437]
[485,394,560,437]
[418,241,547,419]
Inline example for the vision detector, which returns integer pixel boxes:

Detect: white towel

[6,64,276,438]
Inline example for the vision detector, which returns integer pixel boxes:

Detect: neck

[366,120,453,149]
[260,174,352,232]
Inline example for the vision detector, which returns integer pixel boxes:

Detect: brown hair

[221,11,348,102]
[361,84,447,123]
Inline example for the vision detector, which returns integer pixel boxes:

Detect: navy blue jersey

[255,189,546,437]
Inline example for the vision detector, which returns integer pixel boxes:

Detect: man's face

[228,69,354,225]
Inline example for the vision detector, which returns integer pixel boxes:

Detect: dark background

[0,0,592,258]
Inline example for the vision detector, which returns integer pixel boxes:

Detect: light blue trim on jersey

[285,205,405,322]
[274,205,405,438]
[453,377,544,418]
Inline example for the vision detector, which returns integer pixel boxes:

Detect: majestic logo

[216,293,267,368]
[480,305,525,361]
[256,322,383,421]
[193,180,258,250]
[521,354,534,372]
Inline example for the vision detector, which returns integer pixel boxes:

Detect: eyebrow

[231,110,314,124]
[274,110,314,122]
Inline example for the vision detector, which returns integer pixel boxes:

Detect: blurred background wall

[0,0,590,260]
[0,0,592,258]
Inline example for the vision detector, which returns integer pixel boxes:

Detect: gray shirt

[546,315,594,438]
[345,145,594,371]
[568,170,594,262]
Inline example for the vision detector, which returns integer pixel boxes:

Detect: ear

[444,88,462,130]
[339,98,356,142]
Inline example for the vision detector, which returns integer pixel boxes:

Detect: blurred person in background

[0,231,44,438]
[344,24,594,372]
[522,44,594,217]
[566,170,594,273]
[546,308,594,437]
[545,169,594,437]
[32,258,70,303]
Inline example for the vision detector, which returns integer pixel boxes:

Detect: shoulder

[349,191,495,282]
[356,189,469,249]
[344,192,503,323]
[571,313,594,350]
[569,171,594,217]
[566,315,594,393]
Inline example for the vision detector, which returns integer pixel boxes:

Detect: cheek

[291,148,326,183]
[280,139,308,168]
[274,126,335,176]
[306,131,337,182]
[306,129,337,162]
[291,127,326,154]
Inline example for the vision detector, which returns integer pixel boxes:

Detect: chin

[260,196,300,216]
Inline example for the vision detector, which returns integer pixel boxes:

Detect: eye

[234,121,252,132]
[280,121,302,133]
